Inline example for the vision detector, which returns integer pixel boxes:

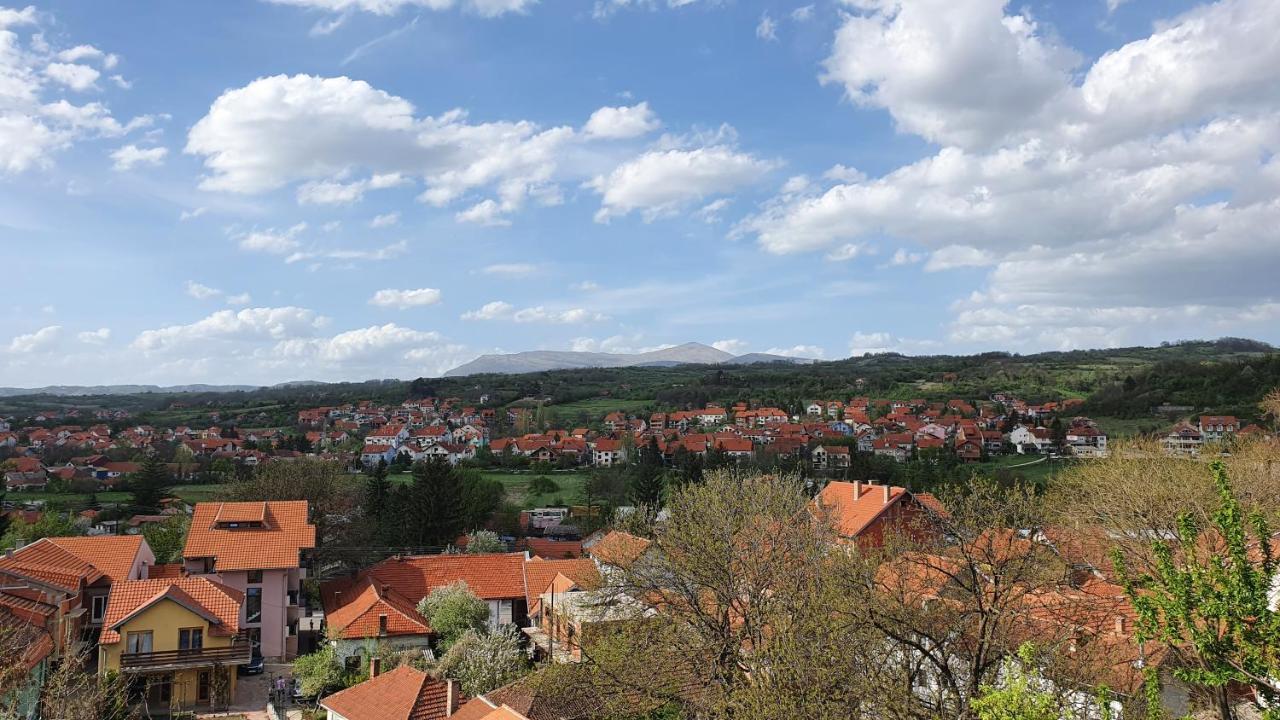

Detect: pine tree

[410,459,465,548]
[628,437,666,508]
[130,454,173,513]
[364,459,391,521]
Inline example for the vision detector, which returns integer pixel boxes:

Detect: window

[198,671,211,702]
[247,569,263,584]
[246,587,262,623]
[179,628,203,652]
[91,595,107,622]
[125,631,153,654]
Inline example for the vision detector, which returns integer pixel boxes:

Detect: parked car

[238,653,264,675]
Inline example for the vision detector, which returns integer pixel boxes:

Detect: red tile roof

[47,535,148,583]
[343,553,529,605]
[322,576,431,640]
[184,501,315,571]
[321,665,457,720]
[0,537,105,592]
[813,482,913,538]
[586,531,651,568]
[99,577,243,644]
[522,558,599,613]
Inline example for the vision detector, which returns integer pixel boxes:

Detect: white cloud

[369,288,443,309]
[56,45,105,63]
[765,344,824,359]
[264,0,537,19]
[848,331,892,356]
[455,199,512,226]
[712,339,749,355]
[888,248,924,266]
[572,280,600,291]
[822,164,864,183]
[44,63,100,91]
[460,301,605,324]
[186,281,222,300]
[590,144,774,222]
[513,306,607,324]
[825,243,863,262]
[110,144,167,171]
[583,102,660,139]
[296,172,407,205]
[179,207,208,221]
[238,222,307,255]
[0,9,153,174]
[756,13,777,41]
[923,245,995,272]
[225,292,253,306]
[132,307,327,352]
[369,211,400,228]
[77,328,111,345]
[9,326,61,354]
[285,239,408,265]
[275,323,443,362]
[481,263,538,277]
[791,4,813,21]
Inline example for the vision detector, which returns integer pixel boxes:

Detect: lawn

[541,398,653,425]
[388,469,589,509]
[969,454,1070,486]
[4,484,230,508]
[1090,415,1168,439]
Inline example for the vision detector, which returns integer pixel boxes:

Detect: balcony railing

[120,641,252,671]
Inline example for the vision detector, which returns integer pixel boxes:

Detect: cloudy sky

[1,0,1278,386]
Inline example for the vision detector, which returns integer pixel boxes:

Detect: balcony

[119,640,252,672]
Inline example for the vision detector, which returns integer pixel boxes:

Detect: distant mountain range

[0,382,324,398]
[443,342,815,377]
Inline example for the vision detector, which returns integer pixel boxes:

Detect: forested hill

[0,338,1274,424]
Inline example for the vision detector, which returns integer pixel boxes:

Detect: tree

[970,644,1103,720]
[460,470,504,532]
[1,512,83,549]
[141,513,190,563]
[465,530,505,554]
[1112,460,1280,720]
[417,581,490,650]
[129,453,173,512]
[230,458,360,568]
[408,460,466,547]
[364,459,391,522]
[435,626,529,696]
[628,437,665,509]
[292,644,349,698]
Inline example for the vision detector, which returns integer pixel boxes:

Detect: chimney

[883,484,891,504]
[378,614,388,636]
[370,656,381,678]
[446,678,458,715]
[853,481,862,499]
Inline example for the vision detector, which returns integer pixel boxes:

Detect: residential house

[1163,423,1203,456]
[321,576,432,663]
[320,663,462,720]
[182,501,316,661]
[811,445,851,470]
[591,438,625,467]
[97,577,249,713]
[1198,415,1240,442]
[812,481,946,546]
[1065,426,1108,458]
[1008,425,1054,454]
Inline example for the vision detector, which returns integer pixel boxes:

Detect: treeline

[1083,353,1280,419]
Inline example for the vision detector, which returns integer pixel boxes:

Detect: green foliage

[416,580,490,650]
[628,437,666,508]
[527,475,560,495]
[1113,460,1280,715]
[1,512,83,548]
[141,513,190,563]
[408,460,466,547]
[1085,353,1280,419]
[970,645,1067,720]
[465,529,505,554]
[435,625,530,696]
[363,459,391,522]
[292,644,349,698]
[129,453,173,512]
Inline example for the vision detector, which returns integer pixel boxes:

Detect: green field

[1090,415,1167,439]
[389,469,589,509]
[540,398,653,425]
[5,484,231,508]
[968,454,1069,486]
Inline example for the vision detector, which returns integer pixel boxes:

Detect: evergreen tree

[410,459,466,547]
[628,437,666,508]
[130,454,173,513]
[364,459,391,521]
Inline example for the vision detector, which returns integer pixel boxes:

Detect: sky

[1,0,1278,386]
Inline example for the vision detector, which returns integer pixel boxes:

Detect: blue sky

[1,0,1277,385]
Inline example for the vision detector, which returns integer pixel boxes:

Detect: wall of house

[202,569,290,660]
[332,635,433,663]
[98,598,236,673]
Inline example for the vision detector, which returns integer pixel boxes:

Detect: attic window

[216,520,265,529]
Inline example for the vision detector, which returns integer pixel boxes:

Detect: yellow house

[97,577,250,713]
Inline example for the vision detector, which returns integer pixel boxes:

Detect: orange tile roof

[362,553,528,602]
[47,535,148,583]
[0,537,104,592]
[586,531,651,568]
[814,481,912,538]
[99,577,244,644]
[184,501,315,571]
[322,576,431,640]
[451,698,500,720]
[321,665,456,720]
[523,558,599,613]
